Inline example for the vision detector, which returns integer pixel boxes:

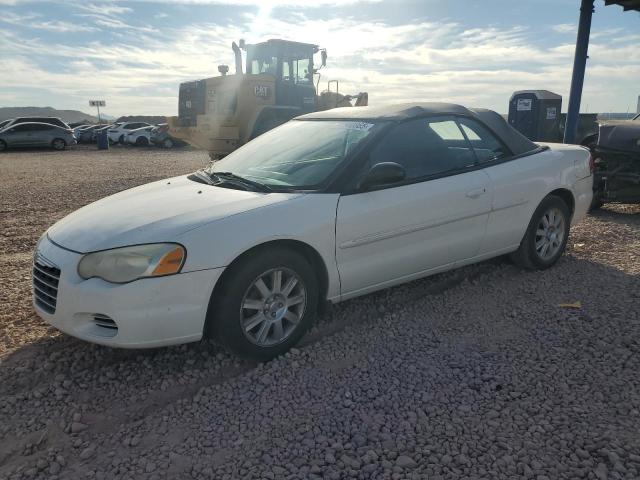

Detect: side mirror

[358,162,406,191]
[321,50,327,67]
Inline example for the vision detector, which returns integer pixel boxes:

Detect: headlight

[78,243,185,284]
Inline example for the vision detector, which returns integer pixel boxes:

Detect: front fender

[177,193,342,300]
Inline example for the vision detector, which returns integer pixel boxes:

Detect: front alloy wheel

[208,247,318,360]
[241,268,306,347]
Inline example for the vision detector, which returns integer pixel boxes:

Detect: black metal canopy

[604,0,640,11]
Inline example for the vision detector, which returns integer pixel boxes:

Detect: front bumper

[33,235,224,348]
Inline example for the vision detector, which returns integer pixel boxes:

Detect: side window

[281,57,312,84]
[251,56,278,75]
[367,117,476,181]
[12,124,30,132]
[458,118,510,162]
[282,61,292,82]
[296,58,311,84]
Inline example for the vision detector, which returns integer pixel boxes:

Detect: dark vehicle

[150,123,187,149]
[3,116,70,130]
[78,124,108,143]
[0,122,76,151]
[90,124,117,143]
[591,113,640,208]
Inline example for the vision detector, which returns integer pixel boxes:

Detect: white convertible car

[33,103,593,359]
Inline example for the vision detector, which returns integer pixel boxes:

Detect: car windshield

[206,120,380,190]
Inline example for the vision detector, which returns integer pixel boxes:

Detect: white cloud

[552,23,575,34]
[1,4,639,115]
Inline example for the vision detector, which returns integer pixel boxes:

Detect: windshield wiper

[209,171,272,192]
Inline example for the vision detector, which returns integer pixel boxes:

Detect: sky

[0,0,639,117]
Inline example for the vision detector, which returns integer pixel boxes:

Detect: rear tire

[207,247,318,361]
[510,195,571,270]
[0,140,6,152]
[51,138,66,151]
[118,134,125,144]
[135,137,149,146]
[162,138,174,149]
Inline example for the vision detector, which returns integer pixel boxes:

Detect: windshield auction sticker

[346,121,374,131]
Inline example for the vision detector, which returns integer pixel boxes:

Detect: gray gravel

[1,147,640,479]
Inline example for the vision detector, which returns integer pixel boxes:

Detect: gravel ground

[1,146,639,480]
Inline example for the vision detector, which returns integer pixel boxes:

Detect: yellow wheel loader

[167,39,368,159]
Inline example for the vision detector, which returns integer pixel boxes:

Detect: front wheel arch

[204,243,325,359]
[208,240,329,317]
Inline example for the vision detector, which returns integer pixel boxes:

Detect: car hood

[48,175,300,252]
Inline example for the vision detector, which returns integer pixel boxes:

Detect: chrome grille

[33,253,60,314]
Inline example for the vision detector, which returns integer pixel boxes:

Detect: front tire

[162,138,174,149]
[51,138,66,151]
[135,136,149,146]
[511,195,571,270]
[207,248,318,360]
[118,134,125,144]
[0,140,7,152]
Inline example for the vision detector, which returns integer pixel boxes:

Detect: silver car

[0,122,76,151]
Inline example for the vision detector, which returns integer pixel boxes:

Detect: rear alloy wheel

[162,138,174,149]
[0,140,7,152]
[208,248,318,360]
[51,138,66,151]
[511,195,571,270]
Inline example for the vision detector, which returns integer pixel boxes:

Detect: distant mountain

[0,106,107,124]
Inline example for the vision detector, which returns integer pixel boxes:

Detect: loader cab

[245,39,317,114]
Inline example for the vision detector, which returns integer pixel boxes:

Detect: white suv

[108,122,152,144]
[125,126,154,146]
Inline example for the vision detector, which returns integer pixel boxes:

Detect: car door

[5,124,32,146]
[335,116,493,299]
[32,124,55,146]
[456,117,537,255]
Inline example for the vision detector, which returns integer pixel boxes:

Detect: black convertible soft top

[298,103,540,156]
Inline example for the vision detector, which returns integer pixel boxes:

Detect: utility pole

[564,0,594,144]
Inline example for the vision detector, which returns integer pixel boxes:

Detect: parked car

[590,113,640,208]
[2,116,70,130]
[108,122,152,144]
[32,103,593,359]
[77,124,108,143]
[0,122,76,151]
[125,126,154,146]
[91,124,115,143]
[73,124,91,139]
[150,123,187,149]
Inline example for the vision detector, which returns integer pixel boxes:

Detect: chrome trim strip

[33,284,57,302]
[33,274,58,290]
[33,264,60,281]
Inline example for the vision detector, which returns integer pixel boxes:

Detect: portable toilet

[508,90,562,142]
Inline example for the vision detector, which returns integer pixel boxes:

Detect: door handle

[466,187,487,199]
